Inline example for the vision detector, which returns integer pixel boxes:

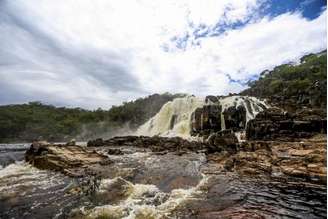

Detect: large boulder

[25,143,110,176]
[191,105,221,135]
[222,105,247,130]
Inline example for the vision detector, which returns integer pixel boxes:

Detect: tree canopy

[241,51,327,111]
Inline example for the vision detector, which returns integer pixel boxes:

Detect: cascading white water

[218,95,269,130]
[136,95,268,138]
[136,95,205,138]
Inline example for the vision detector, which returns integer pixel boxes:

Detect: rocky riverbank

[21,94,327,218]
[25,133,327,185]
[22,132,327,218]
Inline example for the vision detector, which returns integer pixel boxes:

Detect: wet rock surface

[208,134,327,184]
[246,107,326,140]
[88,135,207,153]
[26,132,327,186]
[25,142,110,177]
[171,173,327,219]
[207,129,239,153]
[191,104,222,135]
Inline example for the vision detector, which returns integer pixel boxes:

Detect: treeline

[0,93,185,143]
[241,50,327,111]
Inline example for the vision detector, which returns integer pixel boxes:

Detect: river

[0,144,326,219]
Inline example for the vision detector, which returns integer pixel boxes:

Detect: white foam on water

[0,161,66,193]
[218,95,269,130]
[84,173,210,219]
[235,131,246,143]
[0,161,34,178]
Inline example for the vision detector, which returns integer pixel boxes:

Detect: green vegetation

[241,51,327,111]
[0,93,184,143]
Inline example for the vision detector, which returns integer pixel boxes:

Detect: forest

[0,93,184,142]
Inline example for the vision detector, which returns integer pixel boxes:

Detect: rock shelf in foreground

[25,134,326,185]
[25,142,111,177]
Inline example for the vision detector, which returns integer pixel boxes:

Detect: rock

[31,140,49,150]
[207,129,238,153]
[107,148,124,155]
[239,141,271,152]
[307,164,326,174]
[280,166,308,178]
[66,139,76,146]
[92,177,132,205]
[89,135,208,153]
[289,149,313,156]
[246,107,326,140]
[207,135,327,184]
[191,104,222,135]
[205,95,219,104]
[25,144,109,176]
[87,138,104,147]
[222,105,247,130]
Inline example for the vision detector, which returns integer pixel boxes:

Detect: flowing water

[0,144,84,219]
[217,95,268,130]
[136,96,205,139]
[0,144,326,219]
[136,95,268,139]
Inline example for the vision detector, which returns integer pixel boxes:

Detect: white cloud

[1,0,327,108]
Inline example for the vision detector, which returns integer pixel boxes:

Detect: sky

[0,0,326,109]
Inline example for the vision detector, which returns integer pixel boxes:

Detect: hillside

[241,50,327,113]
[0,93,185,142]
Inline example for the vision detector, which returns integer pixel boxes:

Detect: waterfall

[136,95,268,138]
[219,95,269,130]
[136,96,205,138]
[220,111,226,131]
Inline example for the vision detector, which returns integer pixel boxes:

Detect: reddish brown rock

[25,143,110,177]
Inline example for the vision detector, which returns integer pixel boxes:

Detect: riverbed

[0,144,326,219]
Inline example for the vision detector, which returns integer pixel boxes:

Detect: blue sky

[0,0,326,109]
[171,0,326,49]
[267,0,326,19]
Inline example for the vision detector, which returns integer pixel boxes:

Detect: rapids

[0,144,326,219]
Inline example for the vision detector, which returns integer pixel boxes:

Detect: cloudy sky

[0,0,326,109]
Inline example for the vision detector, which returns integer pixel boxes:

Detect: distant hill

[241,50,327,113]
[0,93,185,143]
